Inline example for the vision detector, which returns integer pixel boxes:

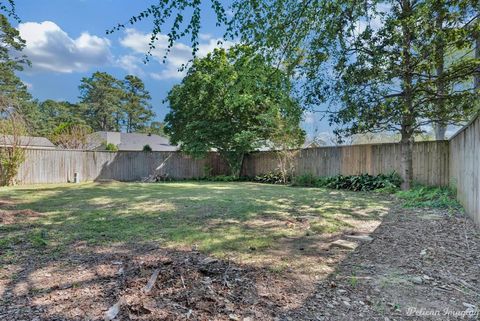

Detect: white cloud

[116,55,145,76]
[199,33,213,41]
[150,69,186,81]
[119,29,235,80]
[18,21,112,73]
[22,81,33,90]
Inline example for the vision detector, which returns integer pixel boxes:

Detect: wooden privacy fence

[242,141,449,186]
[14,149,229,185]
[6,132,480,228]
[12,140,449,186]
[449,115,480,227]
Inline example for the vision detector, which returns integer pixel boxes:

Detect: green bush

[0,147,26,186]
[325,172,402,192]
[291,173,319,187]
[142,144,153,152]
[396,185,462,210]
[252,171,288,184]
[105,143,118,151]
[292,172,402,192]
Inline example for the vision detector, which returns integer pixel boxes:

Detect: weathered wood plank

[450,115,480,227]
[7,141,450,191]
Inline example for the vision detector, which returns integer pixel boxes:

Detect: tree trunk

[221,150,244,178]
[400,0,415,190]
[475,28,480,91]
[433,123,447,140]
[433,2,446,141]
[400,130,414,190]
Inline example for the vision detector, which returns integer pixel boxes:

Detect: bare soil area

[0,201,479,320]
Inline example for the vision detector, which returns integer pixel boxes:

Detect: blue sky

[14,0,328,136]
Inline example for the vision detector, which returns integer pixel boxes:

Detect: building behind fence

[4,122,479,226]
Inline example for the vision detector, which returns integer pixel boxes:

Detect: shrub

[291,173,319,187]
[396,185,462,210]
[324,172,402,192]
[0,147,25,186]
[105,143,118,151]
[292,172,402,192]
[142,144,153,152]
[252,171,288,184]
[0,103,27,186]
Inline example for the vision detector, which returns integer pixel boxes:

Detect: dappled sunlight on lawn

[0,182,403,320]
[1,181,392,278]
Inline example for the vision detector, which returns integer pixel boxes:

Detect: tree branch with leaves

[164,45,304,177]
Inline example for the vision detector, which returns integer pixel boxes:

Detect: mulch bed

[0,203,479,321]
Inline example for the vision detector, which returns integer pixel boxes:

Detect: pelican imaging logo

[406,304,478,319]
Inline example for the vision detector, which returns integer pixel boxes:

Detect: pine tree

[79,72,125,131]
[122,75,154,133]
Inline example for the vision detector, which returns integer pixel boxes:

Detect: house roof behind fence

[92,131,178,151]
[0,135,56,149]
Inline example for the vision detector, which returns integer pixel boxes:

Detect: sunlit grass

[1,181,390,271]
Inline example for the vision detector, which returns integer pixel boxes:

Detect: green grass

[0,182,390,270]
[396,185,462,211]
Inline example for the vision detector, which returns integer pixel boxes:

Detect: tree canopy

[123,75,154,133]
[115,0,478,187]
[0,13,36,127]
[78,71,155,133]
[79,71,125,131]
[164,45,305,176]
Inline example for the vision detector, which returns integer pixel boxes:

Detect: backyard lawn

[0,181,389,273]
[1,182,478,320]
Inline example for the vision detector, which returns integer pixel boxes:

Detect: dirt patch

[284,206,480,320]
[0,209,43,225]
[0,198,43,225]
[0,245,311,321]
[0,199,15,208]
[0,204,479,320]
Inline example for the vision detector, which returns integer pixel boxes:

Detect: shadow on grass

[1,182,390,247]
[1,182,396,320]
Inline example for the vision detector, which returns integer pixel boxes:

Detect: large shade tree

[164,46,304,176]
[318,0,479,188]
[229,0,479,188]
[109,0,478,188]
